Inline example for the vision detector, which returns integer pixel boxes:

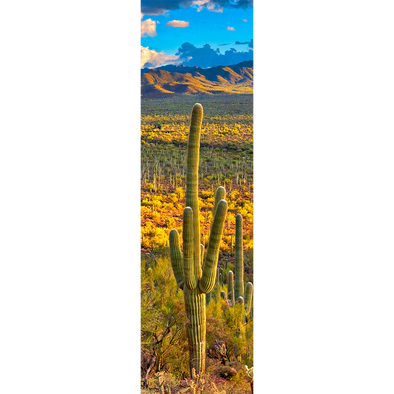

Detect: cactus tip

[191,103,203,119]
[218,199,228,208]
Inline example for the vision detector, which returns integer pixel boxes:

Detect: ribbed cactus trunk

[234,214,244,300]
[186,103,202,281]
[169,104,228,377]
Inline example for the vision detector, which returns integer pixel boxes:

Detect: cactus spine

[169,104,228,377]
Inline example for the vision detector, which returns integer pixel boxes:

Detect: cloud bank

[141,0,253,15]
[176,42,253,68]
[141,39,253,69]
[141,46,181,68]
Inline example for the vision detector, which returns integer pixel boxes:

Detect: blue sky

[141,0,253,69]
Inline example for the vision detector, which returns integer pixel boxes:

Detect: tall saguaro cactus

[169,104,228,376]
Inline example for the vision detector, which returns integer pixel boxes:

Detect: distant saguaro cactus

[169,104,228,377]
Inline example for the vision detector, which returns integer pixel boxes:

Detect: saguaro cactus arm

[204,186,226,300]
[199,200,228,294]
[169,229,184,289]
[205,186,226,251]
[244,282,253,315]
[186,103,203,280]
[183,207,197,290]
[213,186,226,217]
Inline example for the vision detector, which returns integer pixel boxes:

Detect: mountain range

[141,60,253,97]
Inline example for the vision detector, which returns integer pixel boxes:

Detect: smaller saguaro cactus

[227,270,235,306]
[223,214,253,326]
[244,282,253,316]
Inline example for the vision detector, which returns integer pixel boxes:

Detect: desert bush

[141,254,253,379]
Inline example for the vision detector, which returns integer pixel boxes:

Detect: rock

[217,366,237,380]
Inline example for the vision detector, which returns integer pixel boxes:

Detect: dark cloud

[218,43,230,46]
[141,0,252,15]
[235,39,253,48]
[175,42,253,68]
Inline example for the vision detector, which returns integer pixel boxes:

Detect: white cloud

[226,26,236,31]
[141,18,157,37]
[141,46,180,68]
[165,20,190,27]
[242,19,248,22]
[193,1,223,12]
